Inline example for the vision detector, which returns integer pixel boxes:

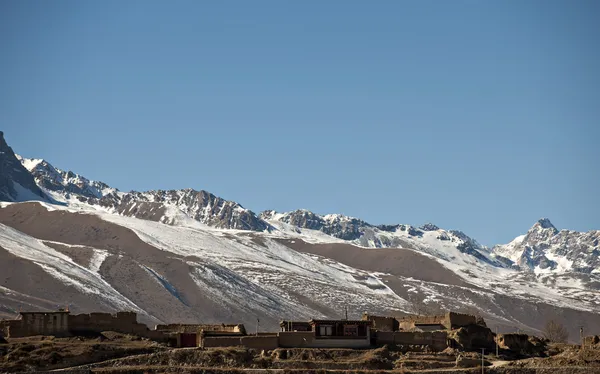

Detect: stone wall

[376,331,449,351]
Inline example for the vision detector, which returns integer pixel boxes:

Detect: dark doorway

[180,333,197,347]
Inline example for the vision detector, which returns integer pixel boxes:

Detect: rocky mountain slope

[492,218,600,274]
[0,131,599,340]
[0,131,49,202]
[12,148,266,231]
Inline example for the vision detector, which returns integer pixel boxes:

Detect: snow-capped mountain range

[0,131,598,339]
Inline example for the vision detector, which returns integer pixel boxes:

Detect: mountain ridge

[0,131,599,340]
[3,131,598,275]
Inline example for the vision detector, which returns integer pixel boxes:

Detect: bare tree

[543,320,569,343]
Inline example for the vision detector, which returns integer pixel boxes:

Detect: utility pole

[580,327,584,350]
[481,348,485,374]
[256,318,259,336]
[344,306,348,321]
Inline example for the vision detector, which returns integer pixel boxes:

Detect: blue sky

[1,0,598,246]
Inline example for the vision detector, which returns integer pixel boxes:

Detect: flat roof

[309,319,372,325]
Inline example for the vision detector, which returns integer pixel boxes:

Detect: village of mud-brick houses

[0,308,532,353]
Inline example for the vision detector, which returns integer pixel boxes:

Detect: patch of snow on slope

[544,251,574,272]
[262,218,348,244]
[12,181,45,202]
[95,212,410,317]
[42,240,110,273]
[493,234,526,262]
[140,265,187,305]
[89,249,110,273]
[0,223,147,313]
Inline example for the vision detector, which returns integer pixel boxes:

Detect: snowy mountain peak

[0,134,49,202]
[17,155,116,200]
[524,218,559,244]
[532,218,557,232]
[492,220,599,274]
[15,154,45,172]
[2,133,597,276]
[420,223,440,231]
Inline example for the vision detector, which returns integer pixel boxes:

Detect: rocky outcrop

[0,132,48,202]
[21,157,114,199]
[123,189,268,231]
[76,189,269,231]
[261,210,368,240]
[15,148,268,231]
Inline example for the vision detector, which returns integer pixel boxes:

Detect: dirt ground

[0,333,164,373]
[502,343,600,370]
[2,336,600,374]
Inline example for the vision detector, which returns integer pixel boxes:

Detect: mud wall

[277,331,371,349]
[447,312,477,328]
[364,315,398,331]
[68,312,148,336]
[202,335,279,350]
[397,314,447,330]
[5,313,69,337]
[277,332,315,348]
[306,337,371,348]
[376,331,448,351]
[156,323,244,334]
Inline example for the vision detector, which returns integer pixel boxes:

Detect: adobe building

[0,310,70,337]
[156,323,247,348]
[69,311,150,336]
[278,319,373,348]
[0,310,162,340]
[396,312,477,331]
[361,313,399,332]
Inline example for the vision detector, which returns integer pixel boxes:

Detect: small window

[319,325,333,336]
[344,325,358,336]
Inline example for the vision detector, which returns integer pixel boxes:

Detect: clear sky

[1,0,598,246]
